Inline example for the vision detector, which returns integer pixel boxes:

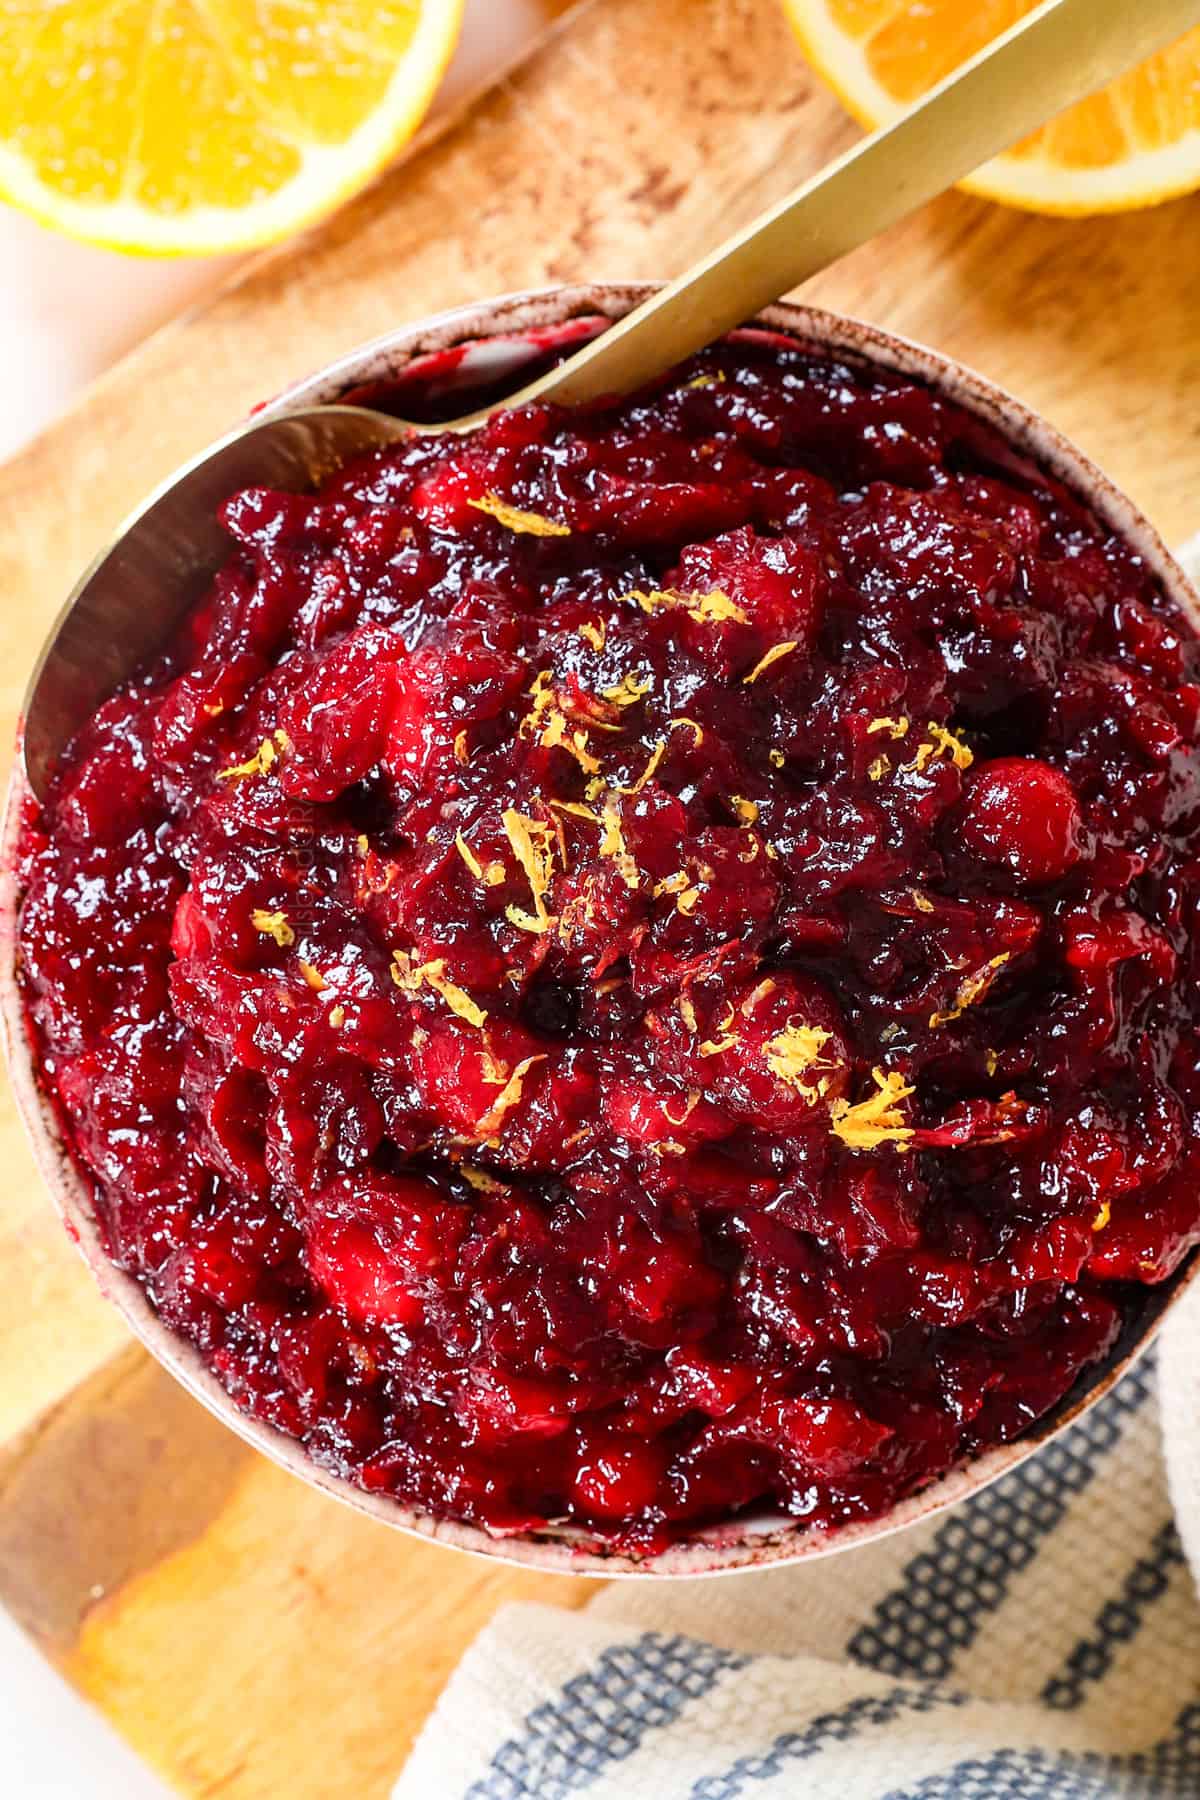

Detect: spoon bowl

[22,405,411,802]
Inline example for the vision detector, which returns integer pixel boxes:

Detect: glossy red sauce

[17,335,1200,1554]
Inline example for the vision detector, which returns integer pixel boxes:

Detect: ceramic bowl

[4,282,1198,1577]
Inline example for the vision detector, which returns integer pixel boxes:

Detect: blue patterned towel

[395,1259,1200,1800]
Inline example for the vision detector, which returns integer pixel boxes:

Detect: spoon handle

[511,0,1200,410]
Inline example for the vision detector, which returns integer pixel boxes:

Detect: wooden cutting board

[3,0,1200,1792]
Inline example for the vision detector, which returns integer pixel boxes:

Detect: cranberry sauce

[17,336,1200,1554]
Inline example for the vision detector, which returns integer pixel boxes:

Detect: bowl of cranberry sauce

[7,285,1200,1575]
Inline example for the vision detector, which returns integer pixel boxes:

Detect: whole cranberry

[957,757,1082,884]
[572,1438,667,1518]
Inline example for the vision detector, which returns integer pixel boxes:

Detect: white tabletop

[0,0,550,462]
[0,5,547,1792]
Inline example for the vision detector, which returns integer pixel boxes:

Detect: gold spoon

[23,0,1200,800]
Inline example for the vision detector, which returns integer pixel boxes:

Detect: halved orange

[0,0,465,255]
[781,0,1200,215]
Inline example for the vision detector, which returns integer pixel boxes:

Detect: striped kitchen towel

[395,1275,1200,1800]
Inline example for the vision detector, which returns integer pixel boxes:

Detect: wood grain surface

[2,0,1200,1792]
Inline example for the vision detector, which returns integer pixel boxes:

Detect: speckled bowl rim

[4,282,1199,1578]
